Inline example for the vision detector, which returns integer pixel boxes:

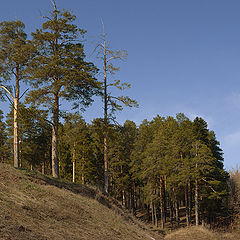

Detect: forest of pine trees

[0,106,234,229]
[0,1,239,231]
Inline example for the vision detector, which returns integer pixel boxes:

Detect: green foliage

[0,110,9,162]
[0,20,33,79]
[128,114,229,225]
[5,104,51,169]
[109,120,137,198]
[59,113,97,184]
[25,7,100,109]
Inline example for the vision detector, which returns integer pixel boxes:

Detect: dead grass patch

[164,226,240,240]
[0,163,162,240]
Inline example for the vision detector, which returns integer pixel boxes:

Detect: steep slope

[0,163,162,240]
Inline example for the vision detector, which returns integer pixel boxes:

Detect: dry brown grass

[164,226,240,240]
[0,163,163,240]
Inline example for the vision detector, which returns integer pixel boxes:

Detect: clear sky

[0,0,240,170]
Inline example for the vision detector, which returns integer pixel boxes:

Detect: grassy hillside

[0,163,162,240]
[164,226,240,240]
[1,163,240,240]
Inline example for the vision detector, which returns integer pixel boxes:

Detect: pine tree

[25,2,100,177]
[5,104,51,170]
[191,117,229,225]
[89,118,106,187]
[109,120,137,209]
[60,113,96,184]
[96,22,138,193]
[0,20,33,168]
[0,110,8,162]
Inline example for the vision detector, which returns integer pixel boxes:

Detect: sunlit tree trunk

[103,28,109,193]
[175,201,180,226]
[19,137,22,168]
[72,143,76,183]
[52,93,59,178]
[160,177,165,229]
[72,156,76,183]
[13,68,20,168]
[82,156,85,184]
[185,185,190,226]
[188,182,192,224]
[195,179,199,226]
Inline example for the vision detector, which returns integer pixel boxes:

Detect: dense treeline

[0,1,239,231]
[0,107,234,228]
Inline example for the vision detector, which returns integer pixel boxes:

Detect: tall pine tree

[25,2,100,177]
[0,20,33,168]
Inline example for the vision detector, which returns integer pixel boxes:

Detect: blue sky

[0,0,240,170]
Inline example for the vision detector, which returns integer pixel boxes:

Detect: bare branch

[110,96,121,101]
[50,0,57,11]
[108,116,122,127]
[201,178,217,193]
[0,85,14,100]
[106,56,121,63]
[90,43,104,58]
[101,18,105,37]
[19,88,29,100]
[5,93,14,107]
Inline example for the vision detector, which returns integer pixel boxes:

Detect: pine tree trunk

[0,79,19,168]
[72,144,76,183]
[154,203,158,227]
[82,156,85,184]
[169,201,173,227]
[120,165,126,206]
[188,182,192,224]
[104,135,108,192]
[147,204,151,221]
[151,199,155,225]
[13,97,19,168]
[163,176,167,223]
[19,137,22,168]
[103,28,109,193]
[73,158,75,183]
[175,201,180,226]
[195,179,199,226]
[160,177,165,229]
[122,189,126,206]
[185,185,190,226]
[82,174,85,184]
[131,180,136,215]
[52,93,59,178]
[42,159,45,174]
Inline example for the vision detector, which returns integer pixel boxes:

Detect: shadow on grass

[20,168,122,211]
[18,168,157,235]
